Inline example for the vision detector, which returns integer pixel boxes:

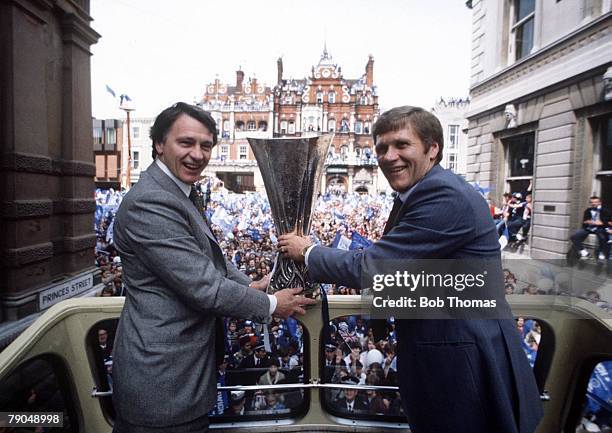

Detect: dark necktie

[189,184,226,366]
[383,197,403,235]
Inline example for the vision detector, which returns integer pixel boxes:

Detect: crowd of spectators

[95,189,124,297]
[92,186,610,421]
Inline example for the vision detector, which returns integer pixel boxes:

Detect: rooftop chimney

[365,55,374,87]
[236,69,244,90]
[277,57,283,85]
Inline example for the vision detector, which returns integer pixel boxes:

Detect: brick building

[199,71,274,192]
[93,118,123,189]
[273,49,385,194]
[194,49,387,194]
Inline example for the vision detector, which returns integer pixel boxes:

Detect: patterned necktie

[189,184,225,366]
[189,185,205,217]
[383,197,403,235]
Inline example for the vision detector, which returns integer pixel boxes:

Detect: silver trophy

[248,134,333,298]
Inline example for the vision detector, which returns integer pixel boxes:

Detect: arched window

[247,121,256,131]
[288,121,295,134]
[327,119,336,132]
[235,120,245,131]
[280,120,287,134]
[316,91,324,104]
[328,92,335,103]
[354,121,363,134]
[258,121,267,131]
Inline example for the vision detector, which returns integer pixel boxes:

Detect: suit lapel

[386,164,443,233]
[146,163,226,268]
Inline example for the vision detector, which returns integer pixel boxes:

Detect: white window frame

[510,0,535,61]
[239,145,248,160]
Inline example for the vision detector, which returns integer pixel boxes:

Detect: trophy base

[268,257,321,299]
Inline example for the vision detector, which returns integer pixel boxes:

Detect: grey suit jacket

[112,162,270,427]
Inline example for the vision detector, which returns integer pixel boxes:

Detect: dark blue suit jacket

[308,164,543,433]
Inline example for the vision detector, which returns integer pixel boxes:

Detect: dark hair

[590,196,601,201]
[150,102,218,159]
[372,105,444,164]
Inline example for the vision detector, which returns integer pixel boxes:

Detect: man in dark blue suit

[279,106,543,433]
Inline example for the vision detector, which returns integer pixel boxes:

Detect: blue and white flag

[105,85,116,98]
[586,361,612,414]
[119,94,132,106]
[349,231,372,250]
[331,231,351,251]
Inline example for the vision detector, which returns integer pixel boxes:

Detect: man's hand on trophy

[249,274,270,291]
[278,231,313,263]
[273,287,317,319]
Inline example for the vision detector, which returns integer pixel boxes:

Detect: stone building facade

[466,0,612,260]
[431,98,470,178]
[0,0,101,327]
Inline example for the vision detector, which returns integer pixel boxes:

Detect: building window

[132,151,139,169]
[512,0,535,60]
[288,121,295,134]
[235,121,245,131]
[223,120,231,132]
[447,153,457,172]
[316,91,324,104]
[220,145,229,160]
[328,119,336,132]
[93,126,103,150]
[280,120,288,134]
[593,114,612,206]
[247,121,256,131]
[105,128,116,146]
[355,121,363,134]
[340,145,349,159]
[328,92,335,103]
[258,121,267,131]
[505,133,534,193]
[448,125,460,150]
[239,145,248,160]
[364,122,371,134]
[360,95,368,105]
[340,119,349,132]
[132,126,140,139]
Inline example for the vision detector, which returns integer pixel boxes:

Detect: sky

[91,0,473,120]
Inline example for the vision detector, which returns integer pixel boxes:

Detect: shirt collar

[156,158,191,197]
[397,181,420,203]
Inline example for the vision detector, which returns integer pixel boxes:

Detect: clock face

[207,85,215,94]
[322,68,331,78]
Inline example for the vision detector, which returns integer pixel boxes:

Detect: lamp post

[120,103,135,191]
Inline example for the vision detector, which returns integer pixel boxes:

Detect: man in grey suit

[112,102,313,433]
[279,106,542,433]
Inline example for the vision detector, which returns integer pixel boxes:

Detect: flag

[119,94,132,106]
[331,231,351,251]
[105,85,116,98]
[333,209,345,222]
[247,228,261,242]
[472,183,491,197]
[349,231,372,250]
